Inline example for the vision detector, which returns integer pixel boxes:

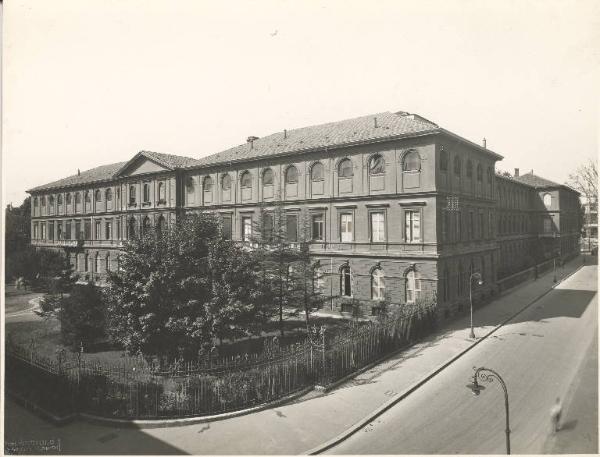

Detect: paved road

[327,263,598,454]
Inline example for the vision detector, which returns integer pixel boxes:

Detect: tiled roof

[28,151,201,193]
[192,111,440,168]
[28,162,128,192]
[512,172,564,189]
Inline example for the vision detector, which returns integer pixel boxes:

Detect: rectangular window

[41,223,46,239]
[242,216,252,241]
[340,213,353,242]
[404,210,421,242]
[479,213,484,239]
[370,212,386,242]
[105,222,112,240]
[66,221,72,239]
[75,220,81,239]
[455,212,462,241]
[488,212,493,238]
[95,221,101,240]
[84,220,91,240]
[286,214,298,242]
[116,219,121,239]
[544,217,553,233]
[33,223,39,239]
[311,214,324,241]
[48,222,54,240]
[222,214,233,240]
[469,211,474,240]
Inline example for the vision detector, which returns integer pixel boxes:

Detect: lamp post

[469,272,483,339]
[466,366,511,454]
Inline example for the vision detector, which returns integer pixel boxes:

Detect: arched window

[158,182,165,202]
[128,218,136,238]
[403,150,421,171]
[476,164,483,182]
[240,171,252,188]
[466,160,473,178]
[440,150,448,171]
[371,268,385,300]
[105,188,113,202]
[49,195,55,206]
[34,197,39,208]
[105,253,110,272]
[84,191,91,203]
[262,168,274,186]
[454,156,461,176]
[143,183,150,203]
[203,176,213,191]
[129,185,136,205]
[543,193,552,208]
[338,159,353,178]
[222,174,232,190]
[285,166,298,184]
[57,194,63,205]
[95,189,102,202]
[157,215,166,234]
[340,265,352,297]
[311,162,324,181]
[41,196,46,207]
[406,270,421,304]
[75,192,81,204]
[369,155,385,175]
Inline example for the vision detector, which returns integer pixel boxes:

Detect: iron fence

[6,303,436,420]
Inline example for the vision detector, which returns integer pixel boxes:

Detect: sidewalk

[4,256,587,455]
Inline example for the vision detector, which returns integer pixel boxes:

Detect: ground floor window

[242,216,252,241]
[371,268,385,300]
[340,265,352,297]
[406,270,421,303]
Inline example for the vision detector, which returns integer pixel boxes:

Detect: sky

[3,0,600,205]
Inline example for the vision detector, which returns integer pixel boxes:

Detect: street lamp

[466,366,511,454]
[469,272,483,339]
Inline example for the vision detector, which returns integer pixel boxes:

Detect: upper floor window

[95,190,102,203]
[75,192,81,205]
[49,195,55,205]
[340,265,352,297]
[338,159,353,178]
[285,166,298,184]
[158,182,166,202]
[143,183,150,203]
[57,194,63,205]
[41,196,46,207]
[476,164,483,182]
[311,162,324,181]
[222,174,232,190]
[371,268,385,301]
[369,155,385,175]
[203,176,213,191]
[454,156,461,176]
[340,213,353,242]
[405,210,421,242]
[34,197,39,208]
[129,185,137,205]
[440,150,448,171]
[84,191,91,203]
[370,212,386,242]
[466,160,473,178]
[487,167,493,186]
[240,171,252,188]
[403,150,421,172]
[543,193,552,208]
[106,188,113,202]
[262,168,274,186]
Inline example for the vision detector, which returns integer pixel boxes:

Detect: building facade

[28,111,581,316]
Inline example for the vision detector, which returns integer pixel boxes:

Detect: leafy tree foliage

[105,212,274,358]
[58,282,107,350]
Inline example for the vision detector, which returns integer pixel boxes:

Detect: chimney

[514,168,520,177]
[482,138,487,149]
[373,117,378,128]
[77,168,80,176]
[247,136,259,149]
[284,129,287,139]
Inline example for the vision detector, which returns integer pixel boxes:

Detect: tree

[105,212,273,359]
[568,159,598,201]
[5,197,32,281]
[58,282,107,350]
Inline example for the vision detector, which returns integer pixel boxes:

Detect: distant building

[27,111,581,317]
[581,195,598,249]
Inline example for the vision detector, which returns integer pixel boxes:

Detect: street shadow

[560,419,578,431]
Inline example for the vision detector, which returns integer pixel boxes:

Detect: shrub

[39,294,62,314]
[58,283,107,350]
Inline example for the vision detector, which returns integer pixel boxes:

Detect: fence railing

[6,304,436,420]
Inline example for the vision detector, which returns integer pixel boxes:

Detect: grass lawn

[6,292,363,369]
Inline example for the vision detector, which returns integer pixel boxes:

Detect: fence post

[320,325,326,384]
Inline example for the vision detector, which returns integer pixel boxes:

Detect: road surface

[327,263,598,454]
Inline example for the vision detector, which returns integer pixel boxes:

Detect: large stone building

[28,111,581,316]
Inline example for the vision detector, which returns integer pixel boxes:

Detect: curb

[79,386,314,429]
[305,261,584,455]
[7,391,77,426]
